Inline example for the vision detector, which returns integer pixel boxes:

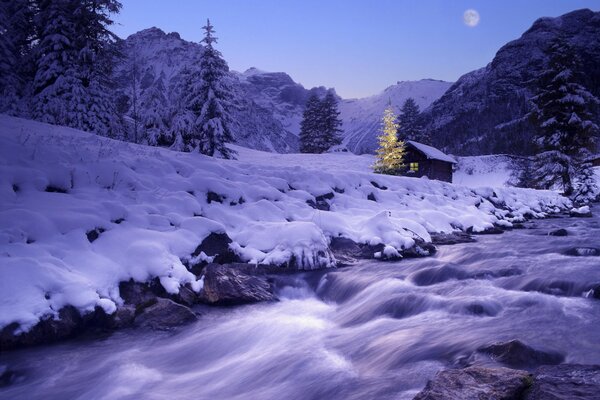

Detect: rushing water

[2,210,600,400]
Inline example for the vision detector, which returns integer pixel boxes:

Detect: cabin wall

[403,147,453,183]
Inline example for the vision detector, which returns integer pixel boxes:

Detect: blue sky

[113,1,600,98]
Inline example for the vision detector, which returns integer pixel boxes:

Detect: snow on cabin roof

[406,140,457,164]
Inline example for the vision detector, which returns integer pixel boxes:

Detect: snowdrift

[0,115,571,332]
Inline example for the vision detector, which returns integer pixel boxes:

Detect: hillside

[0,115,571,334]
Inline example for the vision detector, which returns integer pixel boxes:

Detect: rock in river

[200,263,274,305]
[477,339,564,369]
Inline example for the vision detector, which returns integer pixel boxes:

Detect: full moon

[463,9,480,27]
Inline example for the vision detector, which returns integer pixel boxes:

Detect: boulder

[413,366,531,400]
[548,228,568,236]
[431,232,476,245]
[193,232,241,265]
[563,247,600,257]
[200,263,274,305]
[467,226,504,235]
[329,237,365,265]
[112,305,136,329]
[133,298,197,329]
[569,206,592,218]
[477,340,564,369]
[525,364,600,399]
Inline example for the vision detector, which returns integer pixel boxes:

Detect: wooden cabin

[403,140,457,183]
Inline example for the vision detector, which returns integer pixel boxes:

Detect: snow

[406,141,457,164]
[0,115,572,332]
[453,155,515,188]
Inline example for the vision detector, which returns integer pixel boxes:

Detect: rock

[112,305,136,328]
[0,306,82,351]
[525,364,600,400]
[402,241,437,258]
[431,232,476,245]
[193,232,241,265]
[548,228,568,236]
[478,340,564,369]
[200,263,274,305]
[329,237,364,265]
[570,206,592,218]
[86,227,105,243]
[173,285,198,306]
[563,247,600,257]
[413,366,531,400]
[467,226,504,235]
[134,298,197,329]
[119,280,157,306]
[306,192,334,211]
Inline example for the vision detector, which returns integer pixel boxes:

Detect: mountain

[114,28,452,154]
[340,80,452,154]
[113,28,300,153]
[424,8,600,156]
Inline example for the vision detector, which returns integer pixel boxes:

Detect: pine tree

[178,19,235,158]
[32,0,82,126]
[529,39,599,195]
[397,97,427,143]
[139,71,169,145]
[320,90,343,151]
[32,0,122,137]
[374,105,406,175]
[299,94,321,153]
[572,160,599,204]
[0,0,35,116]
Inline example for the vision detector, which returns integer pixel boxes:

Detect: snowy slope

[340,80,453,154]
[0,115,571,332]
[454,155,516,188]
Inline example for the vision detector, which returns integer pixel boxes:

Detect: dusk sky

[115,0,600,98]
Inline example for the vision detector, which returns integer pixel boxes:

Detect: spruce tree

[529,39,599,195]
[374,105,406,175]
[0,0,35,116]
[139,71,169,145]
[320,90,343,151]
[179,19,236,158]
[572,160,599,204]
[397,97,426,143]
[299,94,321,153]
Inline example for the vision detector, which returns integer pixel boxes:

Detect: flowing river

[2,210,600,400]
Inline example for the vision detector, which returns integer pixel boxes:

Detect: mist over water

[2,212,600,400]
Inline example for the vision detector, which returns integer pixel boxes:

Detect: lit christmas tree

[374,105,406,175]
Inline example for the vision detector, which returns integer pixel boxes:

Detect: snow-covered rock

[0,115,571,333]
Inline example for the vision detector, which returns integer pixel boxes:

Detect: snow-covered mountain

[423,8,600,156]
[340,79,452,154]
[115,28,452,154]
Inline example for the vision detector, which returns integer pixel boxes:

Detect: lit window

[409,162,419,172]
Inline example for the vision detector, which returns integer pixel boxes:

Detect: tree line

[0,1,236,158]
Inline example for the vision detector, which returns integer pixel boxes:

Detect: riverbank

[1,208,599,399]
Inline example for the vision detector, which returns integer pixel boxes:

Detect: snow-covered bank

[0,115,571,332]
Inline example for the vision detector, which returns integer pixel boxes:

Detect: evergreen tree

[529,39,599,195]
[397,97,427,143]
[139,71,169,145]
[299,94,322,153]
[32,0,82,126]
[320,90,343,150]
[178,19,236,158]
[572,160,599,204]
[374,105,406,175]
[0,0,35,116]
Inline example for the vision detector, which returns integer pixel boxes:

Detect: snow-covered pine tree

[139,71,169,146]
[71,0,122,138]
[320,90,343,151]
[374,105,406,175]
[572,159,599,204]
[529,39,599,196]
[299,94,321,153]
[0,0,35,116]
[179,19,236,158]
[397,97,427,143]
[32,0,82,126]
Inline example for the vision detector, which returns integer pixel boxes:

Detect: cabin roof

[406,140,457,164]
